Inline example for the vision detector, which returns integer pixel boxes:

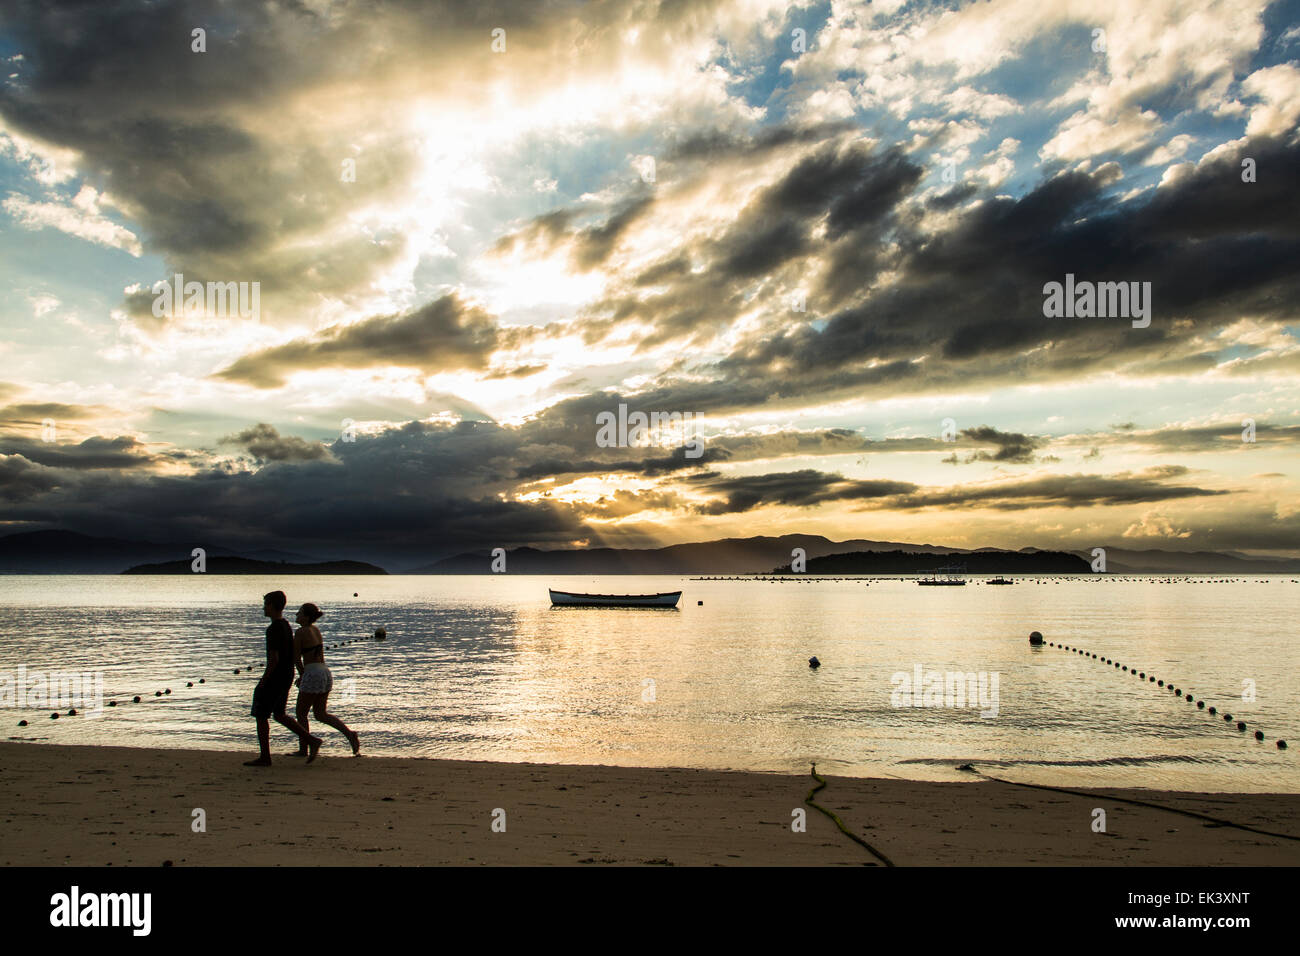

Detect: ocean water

[1,573,1296,792]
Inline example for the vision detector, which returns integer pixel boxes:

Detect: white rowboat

[549,589,682,607]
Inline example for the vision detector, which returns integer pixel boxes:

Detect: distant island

[413,535,1300,575]
[123,557,387,575]
[771,549,1091,574]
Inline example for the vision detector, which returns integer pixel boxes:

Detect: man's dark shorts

[250,681,292,719]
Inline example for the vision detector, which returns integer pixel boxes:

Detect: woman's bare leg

[290,692,311,754]
[313,697,360,754]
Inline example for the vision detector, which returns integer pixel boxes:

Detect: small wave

[898,754,1208,768]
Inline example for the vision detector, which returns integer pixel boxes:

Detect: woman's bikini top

[301,630,325,663]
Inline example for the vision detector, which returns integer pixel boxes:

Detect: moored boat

[918,563,967,586]
[549,589,682,607]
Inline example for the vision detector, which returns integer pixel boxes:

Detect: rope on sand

[805,764,896,866]
[963,766,1300,842]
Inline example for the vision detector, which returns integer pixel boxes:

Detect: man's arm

[261,648,276,685]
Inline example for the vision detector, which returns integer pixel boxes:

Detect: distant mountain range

[411,534,1300,575]
[774,549,1090,574]
[1,529,1297,575]
[123,557,386,575]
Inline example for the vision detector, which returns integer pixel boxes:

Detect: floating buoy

[186,682,193,687]
[1138,672,1144,678]
[67,708,76,716]
[164,688,171,695]
[1279,740,1288,750]
[1254,730,1264,741]
[1208,706,1216,714]
[1197,701,1205,709]
[1185,694,1193,701]
[1223,713,1232,721]
[234,669,240,674]
[108,701,117,707]
[1237,721,1247,731]
[199,679,205,684]
[374,627,387,640]
[353,592,358,597]
[154,691,162,697]
[50,712,59,719]
[1158,680,1164,686]
[17,720,27,726]
[133,696,141,703]
[809,657,821,669]
[1149,676,1155,682]
[1029,631,1044,645]
[697,600,703,605]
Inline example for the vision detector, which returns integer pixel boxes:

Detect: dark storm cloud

[0,454,58,500]
[687,470,918,514]
[0,401,113,424]
[952,426,1050,464]
[1073,422,1300,454]
[493,192,655,273]
[578,133,1300,417]
[0,420,595,564]
[221,424,333,463]
[867,468,1230,512]
[215,294,525,387]
[663,120,860,162]
[685,465,1231,516]
[555,134,925,350]
[0,435,158,469]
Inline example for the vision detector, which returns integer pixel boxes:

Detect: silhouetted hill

[774,549,1091,574]
[123,557,386,575]
[409,536,1299,574]
[1065,547,1300,574]
[408,534,955,574]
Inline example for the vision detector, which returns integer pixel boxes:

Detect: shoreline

[2,741,1298,866]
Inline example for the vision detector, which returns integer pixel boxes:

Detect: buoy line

[13,632,389,727]
[805,763,896,866]
[961,765,1300,842]
[1042,639,1288,751]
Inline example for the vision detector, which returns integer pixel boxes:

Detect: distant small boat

[549,589,682,608]
[918,563,967,586]
[985,577,1014,585]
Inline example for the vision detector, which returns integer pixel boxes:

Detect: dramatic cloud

[221,424,333,463]
[0,0,1296,560]
[215,295,526,387]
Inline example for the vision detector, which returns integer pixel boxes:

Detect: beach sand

[1,742,1297,865]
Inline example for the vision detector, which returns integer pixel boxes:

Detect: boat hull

[549,589,682,607]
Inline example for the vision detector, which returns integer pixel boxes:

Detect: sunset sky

[1,0,1298,566]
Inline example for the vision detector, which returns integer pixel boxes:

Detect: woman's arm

[292,626,306,677]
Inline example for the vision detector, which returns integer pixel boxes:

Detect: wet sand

[1,742,1297,865]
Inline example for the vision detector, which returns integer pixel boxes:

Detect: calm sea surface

[1,574,1296,792]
